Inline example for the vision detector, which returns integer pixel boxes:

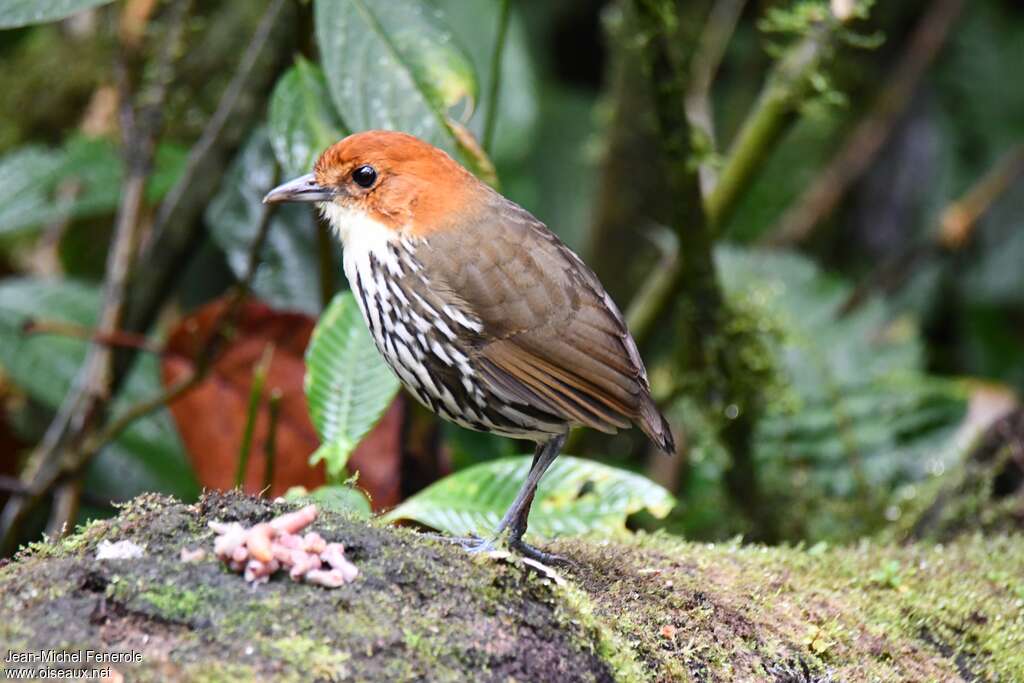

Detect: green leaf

[717,247,967,510]
[0,278,198,500]
[385,455,676,539]
[268,58,349,178]
[0,0,114,29]
[304,290,399,480]
[206,128,336,314]
[284,484,372,517]
[314,0,486,172]
[0,137,186,243]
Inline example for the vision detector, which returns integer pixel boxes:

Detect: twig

[22,319,163,356]
[44,478,82,539]
[235,343,275,489]
[126,0,292,337]
[686,0,747,196]
[705,17,837,235]
[938,144,1024,250]
[839,143,1024,316]
[0,0,193,551]
[765,0,964,247]
[0,477,32,497]
[625,241,678,337]
[482,0,511,155]
[263,390,282,493]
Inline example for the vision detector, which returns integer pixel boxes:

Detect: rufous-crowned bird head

[263,130,487,242]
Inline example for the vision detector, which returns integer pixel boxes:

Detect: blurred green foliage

[0,0,1021,548]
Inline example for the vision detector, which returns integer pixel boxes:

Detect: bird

[264,130,674,562]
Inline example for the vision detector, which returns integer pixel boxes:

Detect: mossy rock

[1,492,1022,681]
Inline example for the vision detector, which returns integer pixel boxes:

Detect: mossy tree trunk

[1,492,1022,682]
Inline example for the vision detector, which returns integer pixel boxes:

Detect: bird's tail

[637,396,676,454]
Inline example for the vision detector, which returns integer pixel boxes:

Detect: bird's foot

[423,532,497,555]
[423,531,566,565]
[508,535,567,566]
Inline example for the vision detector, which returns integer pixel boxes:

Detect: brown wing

[418,191,674,452]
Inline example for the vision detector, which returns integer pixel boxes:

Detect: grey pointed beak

[262,173,334,204]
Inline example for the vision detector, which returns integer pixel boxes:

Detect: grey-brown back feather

[417,192,675,453]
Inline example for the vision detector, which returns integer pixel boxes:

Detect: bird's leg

[432,435,566,559]
[496,434,567,564]
[431,440,560,556]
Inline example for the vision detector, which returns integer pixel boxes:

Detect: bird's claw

[423,531,566,565]
[423,532,496,554]
[508,536,568,566]
[460,537,498,554]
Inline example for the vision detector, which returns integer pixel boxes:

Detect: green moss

[184,663,261,683]
[265,636,352,679]
[556,531,1024,681]
[138,584,212,621]
[1,492,1021,681]
[555,578,647,682]
[58,517,108,553]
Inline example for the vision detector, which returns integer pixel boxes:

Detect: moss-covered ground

[1,492,1021,682]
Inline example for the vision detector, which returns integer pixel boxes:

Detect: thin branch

[235,344,275,489]
[686,0,747,196]
[627,9,843,348]
[839,143,1024,316]
[22,319,163,356]
[482,0,511,154]
[764,0,964,247]
[0,477,32,497]
[705,17,837,234]
[263,390,282,493]
[127,0,292,336]
[938,143,1024,250]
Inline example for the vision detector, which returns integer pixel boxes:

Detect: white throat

[317,201,406,326]
[318,202,396,254]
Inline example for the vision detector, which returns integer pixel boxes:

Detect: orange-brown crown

[313,130,485,236]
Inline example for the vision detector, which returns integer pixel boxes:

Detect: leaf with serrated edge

[716,246,967,493]
[305,291,400,481]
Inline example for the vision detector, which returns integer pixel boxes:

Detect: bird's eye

[352,165,377,188]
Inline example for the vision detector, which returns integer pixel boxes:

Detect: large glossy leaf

[431,0,538,164]
[717,247,968,496]
[0,137,186,243]
[304,290,400,480]
[268,58,348,178]
[314,0,487,174]
[0,0,113,28]
[386,455,676,539]
[0,278,198,500]
[206,129,337,314]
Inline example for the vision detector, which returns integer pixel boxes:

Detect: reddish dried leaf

[162,299,321,497]
[161,297,404,503]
